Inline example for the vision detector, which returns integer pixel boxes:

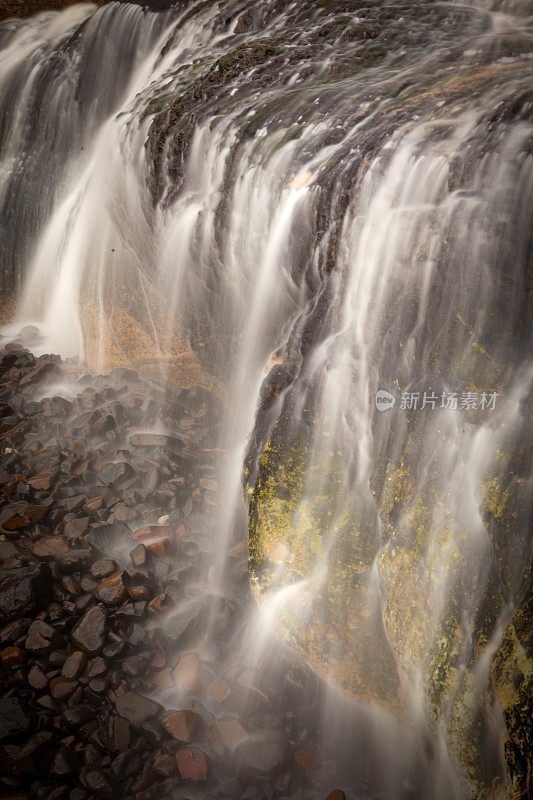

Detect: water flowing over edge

[0,0,532,797]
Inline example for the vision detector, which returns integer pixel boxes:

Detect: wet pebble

[71,606,106,653]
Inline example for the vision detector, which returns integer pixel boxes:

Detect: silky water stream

[0,0,532,797]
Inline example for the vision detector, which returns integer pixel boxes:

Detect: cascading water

[0,0,531,798]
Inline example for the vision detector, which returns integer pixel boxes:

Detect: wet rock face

[0,0,106,23]
[0,344,346,800]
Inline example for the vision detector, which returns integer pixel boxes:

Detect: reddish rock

[25,505,47,523]
[63,518,89,540]
[135,533,173,558]
[153,668,173,690]
[128,585,152,602]
[207,679,232,705]
[294,748,316,778]
[325,792,346,800]
[32,537,68,559]
[0,618,26,646]
[91,559,117,579]
[80,577,98,593]
[87,656,106,677]
[129,543,146,567]
[27,472,56,491]
[171,652,200,695]
[175,746,208,782]
[61,575,80,595]
[133,524,174,540]
[132,525,175,556]
[0,420,25,442]
[25,619,57,654]
[49,677,76,701]
[97,571,128,605]
[73,459,89,477]
[71,606,106,653]
[212,684,247,714]
[2,502,47,530]
[161,710,202,743]
[28,664,47,690]
[207,718,248,755]
[62,651,86,680]
[2,508,30,530]
[147,593,173,614]
[83,497,104,515]
[113,505,140,523]
[115,692,160,727]
[154,755,178,777]
[1,474,27,496]
[1,645,26,666]
[123,655,145,677]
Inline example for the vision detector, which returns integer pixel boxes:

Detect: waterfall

[0,1,531,797]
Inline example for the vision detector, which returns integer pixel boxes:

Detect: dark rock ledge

[0,0,106,23]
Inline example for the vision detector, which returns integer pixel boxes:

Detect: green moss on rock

[504,673,533,799]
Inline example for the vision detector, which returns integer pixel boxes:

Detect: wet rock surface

[0,0,107,24]
[0,345,348,800]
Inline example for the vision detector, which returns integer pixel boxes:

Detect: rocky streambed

[0,341,348,800]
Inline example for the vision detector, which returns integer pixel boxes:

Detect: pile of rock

[0,344,347,800]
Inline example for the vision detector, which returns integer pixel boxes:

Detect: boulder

[115,692,160,727]
[32,537,68,558]
[25,619,58,654]
[71,606,106,653]
[0,563,51,625]
[27,472,56,491]
[91,558,118,579]
[97,571,129,605]
[129,543,146,567]
[175,746,208,782]
[161,710,202,743]
[99,716,130,752]
[61,651,86,680]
